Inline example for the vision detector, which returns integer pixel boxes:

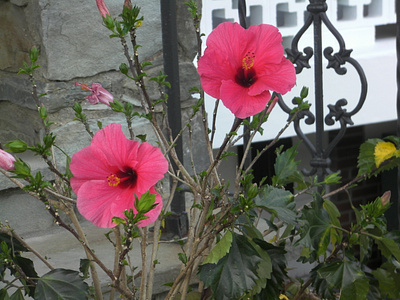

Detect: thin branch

[0,227,54,270]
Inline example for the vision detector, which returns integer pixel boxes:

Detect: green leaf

[35,268,89,300]
[317,260,369,300]
[10,289,24,300]
[254,185,296,224]
[79,259,91,279]
[297,196,333,262]
[198,233,263,300]
[272,145,302,186]
[357,139,381,176]
[249,240,287,300]
[375,237,400,261]
[178,253,187,265]
[372,262,400,298]
[203,231,233,265]
[0,289,10,300]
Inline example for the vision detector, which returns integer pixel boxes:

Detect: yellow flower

[279,295,289,300]
[374,142,398,167]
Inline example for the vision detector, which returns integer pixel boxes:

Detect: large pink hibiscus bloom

[198,22,296,119]
[70,123,168,228]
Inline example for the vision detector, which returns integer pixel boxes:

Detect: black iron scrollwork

[278,0,368,179]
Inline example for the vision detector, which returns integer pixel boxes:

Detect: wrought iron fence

[160,0,398,234]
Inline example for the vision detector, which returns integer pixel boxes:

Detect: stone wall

[0,0,204,236]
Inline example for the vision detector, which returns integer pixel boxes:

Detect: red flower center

[107,168,137,188]
[235,51,257,87]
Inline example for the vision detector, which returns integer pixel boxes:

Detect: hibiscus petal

[91,123,140,170]
[77,180,162,228]
[70,146,115,193]
[250,57,296,96]
[198,23,247,98]
[246,24,285,65]
[77,180,133,228]
[134,143,168,193]
[219,80,271,119]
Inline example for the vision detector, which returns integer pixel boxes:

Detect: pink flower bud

[124,0,132,10]
[381,190,391,206]
[75,82,114,106]
[0,149,16,171]
[96,0,111,18]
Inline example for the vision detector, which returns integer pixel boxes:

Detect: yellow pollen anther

[79,83,90,91]
[107,174,121,187]
[242,52,255,70]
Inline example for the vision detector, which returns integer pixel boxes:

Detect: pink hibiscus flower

[0,149,16,171]
[70,123,168,228]
[75,82,114,106]
[198,22,296,119]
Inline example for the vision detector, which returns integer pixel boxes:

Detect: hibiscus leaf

[316,260,369,300]
[0,289,10,300]
[296,195,333,262]
[9,289,24,300]
[35,268,89,300]
[374,236,400,262]
[272,145,302,187]
[247,240,287,300]
[357,139,380,176]
[202,231,233,265]
[254,185,296,225]
[372,262,400,298]
[198,233,263,300]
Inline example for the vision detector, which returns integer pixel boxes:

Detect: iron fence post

[160,0,188,238]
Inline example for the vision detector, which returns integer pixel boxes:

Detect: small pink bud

[96,0,111,18]
[124,0,132,10]
[381,190,391,206]
[0,149,16,171]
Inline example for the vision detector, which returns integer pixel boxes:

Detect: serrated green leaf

[198,233,263,300]
[272,145,302,186]
[296,197,333,262]
[375,237,400,261]
[203,231,233,265]
[317,260,369,300]
[254,186,296,224]
[250,240,287,300]
[357,139,382,176]
[35,268,88,300]
[372,262,400,298]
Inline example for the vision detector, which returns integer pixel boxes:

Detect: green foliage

[198,233,271,300]
[0,234,38,297]
[202,231,233,265]
[254,185,296,225]
[272,144,303,187]
[35,269,88,300]
[248,240,287,300]
[313,260,369,300]
[4,140,28,153]
[372,261,400,298]
[150,71,171,89]
[297,195,342,262]
[358,137,400,177]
